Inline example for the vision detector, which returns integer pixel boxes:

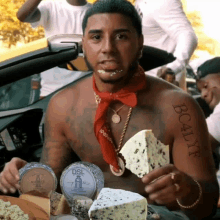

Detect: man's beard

[84,55,94,71]
[84,54,139,85]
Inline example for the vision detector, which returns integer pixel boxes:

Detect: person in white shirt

[135,0,198,90]
[196,57,220,152]
[17,0,91,98]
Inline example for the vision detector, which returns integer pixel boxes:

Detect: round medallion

[110,157,125,176]
[60,163,97,205]
[112,114,121,124]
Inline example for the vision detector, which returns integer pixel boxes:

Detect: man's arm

[40,95,74,193]
[17,0,42,23]
[170,93,218,219]
[154,0,198,74]
[142,92,218,219]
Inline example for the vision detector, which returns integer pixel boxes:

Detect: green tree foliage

[0,0,219,58]
[0,0,45,48]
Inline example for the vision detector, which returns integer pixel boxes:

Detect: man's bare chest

[63,104,172,196]
[64,105,169,160]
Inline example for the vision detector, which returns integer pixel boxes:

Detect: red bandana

[93,65,146,170]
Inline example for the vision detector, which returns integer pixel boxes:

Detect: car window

[0,75,40,111]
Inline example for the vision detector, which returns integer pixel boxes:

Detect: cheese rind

[19,190,50,216]
[120,130,169,178]
[88,188,147,220]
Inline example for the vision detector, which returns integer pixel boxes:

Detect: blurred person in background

[196,57,220,159]
[17,0,91,99]
[135,0,198,91]
[196,57,220,210]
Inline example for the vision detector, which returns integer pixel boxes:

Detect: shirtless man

[0,0,218,219]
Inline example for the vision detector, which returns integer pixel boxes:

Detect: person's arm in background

[154,0,198,76]
[17,0,42,23]
[17,0,50,32]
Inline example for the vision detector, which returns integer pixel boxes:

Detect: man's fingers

[0,175,8,194]
[142,164,176,184]
[9,158,27,180]
[148,183,180,205]
[145,174,173,194]
[0,174,16,194]
[3,162,19,185]
[0,158,27,194]
[12,157,27,171]
[1,168,19,192]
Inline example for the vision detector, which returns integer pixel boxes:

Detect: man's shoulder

[145,75,196,107]
[36,0,60,12]
[213,102,220,114]
[38,0,54,7]
[145,74,180,95]
[47,1,92,10]
[159,86,202,119]
[49,75,92,108]
[38,0,67,9]
[207,102,220,122]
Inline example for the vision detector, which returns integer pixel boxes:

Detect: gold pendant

[112,114,120,124]
[110,157,125,176]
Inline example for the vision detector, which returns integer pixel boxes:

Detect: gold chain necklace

[94,92,132,176]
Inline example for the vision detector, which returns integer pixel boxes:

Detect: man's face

[165,74,175,83]
[196,73,220,110]
[82,13,143,84]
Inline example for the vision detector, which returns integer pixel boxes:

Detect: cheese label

[19,162,57,195]
[73,162,104,197]
[60,164,97,204]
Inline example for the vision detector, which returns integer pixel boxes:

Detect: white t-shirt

[135,0,197,77]
[32,0,91,37]
[31,0,91,96]
[206,102,220,143]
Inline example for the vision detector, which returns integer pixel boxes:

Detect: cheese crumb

[0,199,29,220]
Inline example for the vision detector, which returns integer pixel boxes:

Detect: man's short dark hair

[197,57,220,79]
[82,0,142,36]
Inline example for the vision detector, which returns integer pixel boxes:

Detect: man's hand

[157,67,174,79]
[0,158,27,194]
[142,164,196,205]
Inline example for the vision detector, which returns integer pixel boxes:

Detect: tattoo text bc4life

[173,103,200,157]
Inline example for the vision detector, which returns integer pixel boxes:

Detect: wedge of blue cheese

[88,188,147,220]
[120,130,169,178]
[71,195,93,220]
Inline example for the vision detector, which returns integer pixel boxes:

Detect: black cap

[197,57,220,79]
